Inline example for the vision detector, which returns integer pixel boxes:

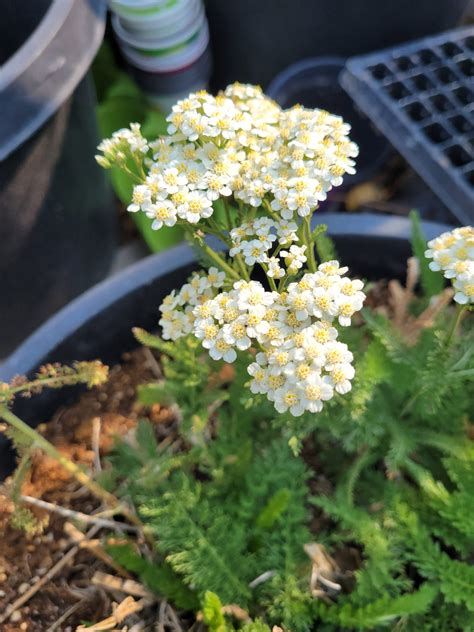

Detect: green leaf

[202,591,228,632]
[256,488,291,529]
[137,383,173,407]
[314,230,337,263]
[142,108,169,138]
[318,583,438,628]
[91,42,121,102]
[132,327,174,354]
[97,95,146,140]
[409,210,444,298]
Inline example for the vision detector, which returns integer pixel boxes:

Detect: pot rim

[0,0,106,160]
[0,212,451,381]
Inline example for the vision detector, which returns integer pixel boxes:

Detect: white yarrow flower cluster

[97,83,358,230]
[160,262,365,416]
[425,226,474,305]
[158,268,226,340]
[96,123,149,168]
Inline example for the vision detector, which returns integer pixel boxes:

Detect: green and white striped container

[109,0,196,35]
[109,0,211,109]
[119,19,209,72]
[112,0,203,47]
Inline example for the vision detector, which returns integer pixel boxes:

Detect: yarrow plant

[1,83,473,632]
[97,83,364,416]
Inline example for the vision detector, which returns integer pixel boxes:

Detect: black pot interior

[0,0,52,64]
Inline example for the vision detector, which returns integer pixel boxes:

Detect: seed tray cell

[341,26,474,224]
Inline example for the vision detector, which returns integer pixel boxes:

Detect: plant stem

[304,216,317,272]
[199,240,240,280]
[223,199,235,230]
[345,448,372,506]
[4,375,83,398]
[0,405,144,531]
[445,304,465,347]
[235,254,250,281]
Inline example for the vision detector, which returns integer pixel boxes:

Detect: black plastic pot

[267,57,392,187]
[0,212,452,478]
[206,0,470,89]
[0,0,117,357]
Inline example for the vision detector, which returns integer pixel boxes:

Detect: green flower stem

[199,239,240,281]
[304,216,317,272]
[445,304,466,347]
[263,200,280,222]
[2,375,78,399]
[204,219,231,245]
[235,254,250,281]
[261,263,277,291]
[223,199,235,230]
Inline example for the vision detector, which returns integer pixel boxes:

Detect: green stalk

[304,216,317,272]
[223,199,235,229]
[200,240,240,281]
[235,254,250,281]
[445,304,466,347]
[260,263,278,291]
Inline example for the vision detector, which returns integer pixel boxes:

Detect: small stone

[20,623,28,630]
[18,582,30,594]
[10,610,22,623]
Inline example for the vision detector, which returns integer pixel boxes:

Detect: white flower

[206,267,226,289]
[235,281,274,312]
[276,220,298,245]
[177,191,213,223]
[281,245,307,275]
[160,167,188,195]
[200,172,232,200]
[323,341,353,370]
[248,362,270,394]
[301,374,333,413]
[453,277,474,305]
[267,257,285,279]
[145,200,178,230]
[273,383,306,416]
[328,362,355,394]
[128,184,152,213]
[209,334,237,363]
[223,318,252,350]
[241,239,270,266]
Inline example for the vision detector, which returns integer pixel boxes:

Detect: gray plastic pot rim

[0,0,106,160]
[0,212,452,381]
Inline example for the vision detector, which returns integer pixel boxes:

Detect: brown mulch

[0,348,174,632]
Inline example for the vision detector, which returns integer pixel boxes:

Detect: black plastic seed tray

[341,26,474,224]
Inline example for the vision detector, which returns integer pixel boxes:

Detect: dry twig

[65,522,134,579]
[19,495,139,532]
[75,595,153,631]
[92,416,103,473]
[92,571,154,599]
